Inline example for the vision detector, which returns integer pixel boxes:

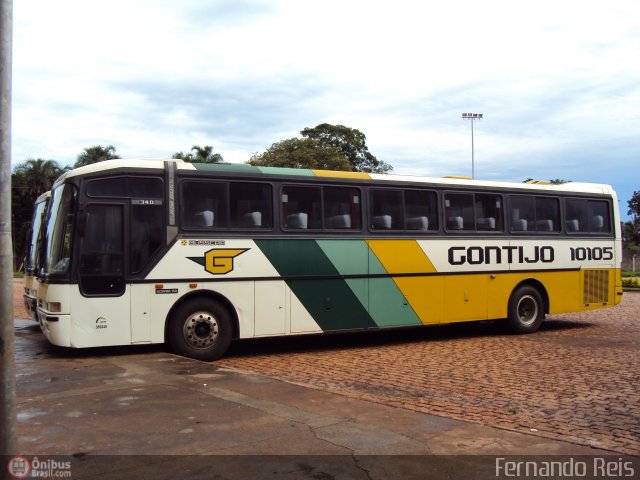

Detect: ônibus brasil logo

[7,456,30,479]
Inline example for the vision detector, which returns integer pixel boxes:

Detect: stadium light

[462,113,483,179]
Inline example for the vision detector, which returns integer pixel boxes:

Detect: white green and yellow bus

[23,190,51,322]
[36,159,623,360]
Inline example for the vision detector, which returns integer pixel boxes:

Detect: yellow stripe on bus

[367,240,443,324]
[311,170,372,179]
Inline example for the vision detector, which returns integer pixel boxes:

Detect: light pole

[462,113,482,179]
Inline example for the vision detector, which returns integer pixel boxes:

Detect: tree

[628,191,640,220]
[523,178,570,184]
[300,124,392,173]
[11,159,67,269]
[173,145,223,164]
[74,145,120,168]
[248,138,351,170]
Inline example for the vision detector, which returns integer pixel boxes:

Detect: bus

[23,191,51,322]
[36,159,623,360]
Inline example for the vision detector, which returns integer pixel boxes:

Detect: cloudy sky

[12,0,640,217]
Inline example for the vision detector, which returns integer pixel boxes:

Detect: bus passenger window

[405,190,437,231]
[324,187,360,230]
[181,181,228,229]
[587,200,610,233]
[444,193,473,231]
[230,182,272,229]
[536,197,560,232]
[564,199,587,233]
[370,189,403,230]
[475,194,503,231]
[282,186,321,229]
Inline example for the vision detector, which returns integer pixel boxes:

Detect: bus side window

[324,187,360,230]
[535,197,560,233]
[444,193,473,231]
[282,185,321,230]
[564,199,587,233]
[587,200,610,233]
[230,182,272,229]
[510,196,534,232]
[370,189,403,230]
[405,190,437,231]
[131,201,164,274]
[475,194,503,231]
[181,181,228,229]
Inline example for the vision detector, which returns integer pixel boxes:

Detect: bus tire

[507,285,545,334]
[168,298,233,361]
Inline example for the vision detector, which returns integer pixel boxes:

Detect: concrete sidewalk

[13,320,622,479]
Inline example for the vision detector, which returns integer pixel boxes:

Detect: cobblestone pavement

[12,279,639,455]
[218,294,640,456]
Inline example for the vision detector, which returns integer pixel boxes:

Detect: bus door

[74,202,131,347]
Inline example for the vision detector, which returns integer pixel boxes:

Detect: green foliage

[300,124,392,173]
[248,124,392,173]
[248,138,351,170]
[623,220,640,245]
[628,191,640,219]
[173,145,223,164]
[523,178,570,184]
[74,145,120,168]
[11,158,68,269]
[622,277,639,288]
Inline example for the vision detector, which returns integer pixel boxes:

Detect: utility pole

[0,0,16,456]
[461,113,483,179]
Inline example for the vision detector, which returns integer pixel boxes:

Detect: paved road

[217,294,640,456]
[12,279,639,458]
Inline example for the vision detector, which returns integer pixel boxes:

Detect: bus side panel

[68,285,131,347]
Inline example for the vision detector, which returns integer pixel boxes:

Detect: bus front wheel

[507,285,545,334]
[168,298,233,361]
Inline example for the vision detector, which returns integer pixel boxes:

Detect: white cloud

[11,0,640,214]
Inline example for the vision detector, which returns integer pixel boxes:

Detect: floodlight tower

[462,113,483,179]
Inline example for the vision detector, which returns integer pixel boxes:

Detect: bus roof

[55,158,616,196]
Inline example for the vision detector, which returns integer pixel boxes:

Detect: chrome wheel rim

[183,311,219,349]
[516,295,538,326]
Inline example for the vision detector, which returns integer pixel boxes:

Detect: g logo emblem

[203,248,248,274]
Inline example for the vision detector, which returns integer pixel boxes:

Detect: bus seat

[406,216,428,231]
[592,215,604,231]
[565,219,579,232]
[536,219,553,232]
[195,210,214,227]
[287,212,308,229]
[447,216,463,230]
[512,219,528,231]
[328,214,351,229]
[372,215,392,229]
[240,211,262,227]
[477,217,495,230]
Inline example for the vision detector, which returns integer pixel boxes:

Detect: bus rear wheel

[168,298,233,361]
[507,285,544,334]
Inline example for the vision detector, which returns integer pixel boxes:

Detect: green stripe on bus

[191,163,262,174]
[367,252,422,327]
[256,167,315,176]
[316,240,421,327]
[254,239,375,331]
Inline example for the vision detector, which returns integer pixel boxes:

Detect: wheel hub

[183,311,219,349]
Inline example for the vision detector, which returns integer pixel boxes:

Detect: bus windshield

[42,184,77,276]
[25,196,49,273]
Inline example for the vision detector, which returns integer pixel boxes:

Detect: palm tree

[173,145,223,164]
[13,158,67,197]
[74,145,120,168]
